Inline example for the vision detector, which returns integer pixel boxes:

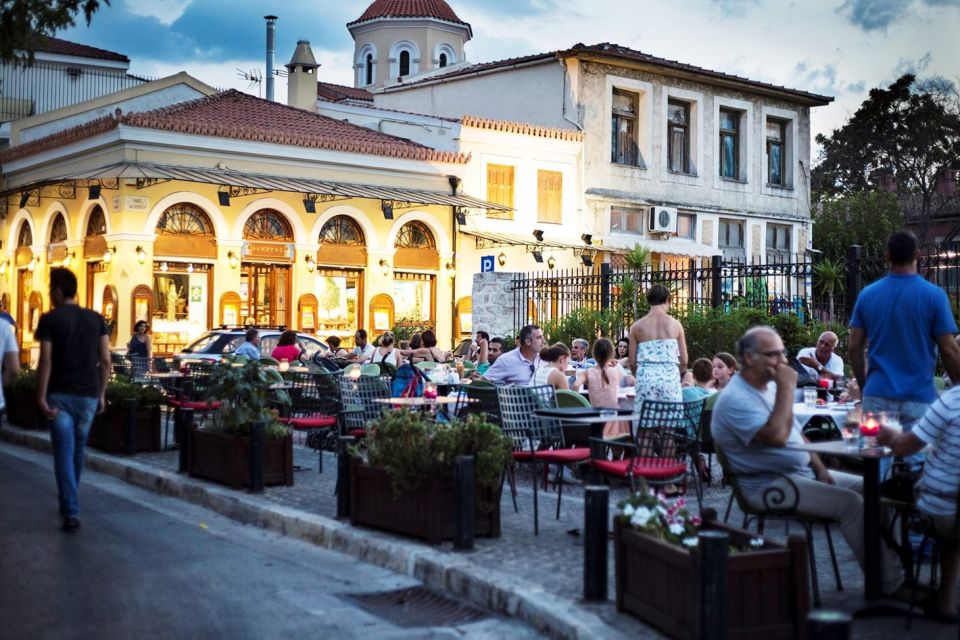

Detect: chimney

[871,170,897,193]
[286,40,320,113]
[936,168,958,197]
[264,15,278,101]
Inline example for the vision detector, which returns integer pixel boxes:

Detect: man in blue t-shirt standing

[849,231,960,448]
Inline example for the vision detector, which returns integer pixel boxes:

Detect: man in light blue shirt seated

[234,328,262,360]
[569,338,596,369]
[483,324,544,385]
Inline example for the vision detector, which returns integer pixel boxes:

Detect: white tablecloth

[793,402,852,428]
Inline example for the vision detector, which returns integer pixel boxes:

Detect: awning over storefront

[460,229,590,251]
[2,161,511,212]
[601,237,722,258]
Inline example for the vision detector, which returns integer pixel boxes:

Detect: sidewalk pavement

[1,421,954,639]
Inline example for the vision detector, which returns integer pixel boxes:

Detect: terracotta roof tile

[316,82,374,103]
[0,90,468,164]
[460,115,582,141]
[32,36,128,63]
[349,0,467,26]
[384,43,832,105]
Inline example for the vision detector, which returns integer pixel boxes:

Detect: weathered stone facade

[471,271,518,339]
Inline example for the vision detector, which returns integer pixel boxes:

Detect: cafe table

[534,406,638,441]
[792,401,852,430]
[787,440,895,603]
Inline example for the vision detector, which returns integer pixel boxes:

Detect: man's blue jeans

[862,396,930,477]
[48,394,99,518]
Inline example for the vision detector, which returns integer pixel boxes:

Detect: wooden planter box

[614,511,809,640]
[87,404,162,454]
[188,427,294,489]
[5,393,42,430]
[350,462,501,545]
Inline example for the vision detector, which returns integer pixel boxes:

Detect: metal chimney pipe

[264,15,277,101]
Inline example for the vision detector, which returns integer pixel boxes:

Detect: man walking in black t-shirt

[36,268,110,533]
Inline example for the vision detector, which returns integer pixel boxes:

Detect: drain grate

[342,586,489,628]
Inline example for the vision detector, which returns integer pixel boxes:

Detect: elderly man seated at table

[569,338,596,369]
[879,386,960,622]
[797,331,844,380]
[712,326,906,598]
[483,324,544,385]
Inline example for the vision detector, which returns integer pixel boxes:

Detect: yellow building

[0,74,504,362]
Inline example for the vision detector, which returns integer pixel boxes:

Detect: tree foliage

[812,190,904,260]
[812,73,960,241]
[0,0,109,65]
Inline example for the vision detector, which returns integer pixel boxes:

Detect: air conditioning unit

[648,206,678,234]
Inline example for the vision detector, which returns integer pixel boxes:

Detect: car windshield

[184,332,224,353]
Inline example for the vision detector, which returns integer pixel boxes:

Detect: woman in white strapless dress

[629,284,688,412]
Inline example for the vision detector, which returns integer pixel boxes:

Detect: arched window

[86,205,106,236]
[157,203,214,235]
[243,209,293,241]
[17,221,32,247]
[319,215,365,245]
[49,213,67,243]
[434,44,457,70]
[365,54,374,85]
[395,221,435,249]
[356,44,376,87]
[390,41,419,79]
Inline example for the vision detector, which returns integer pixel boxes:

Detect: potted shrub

[187,357,294,489]
[614,485,810,639]
[350,409,512,544]
[87,378,164,453]
[4,368,41,429]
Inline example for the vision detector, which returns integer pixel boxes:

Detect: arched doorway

[15,220,35,361]
[241,209,293,327]
[315,215,366,347]
[84,205,108,311]
[393,220,438,334]
[152,203,216,354]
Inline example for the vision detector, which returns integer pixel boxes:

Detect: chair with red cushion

[278,370,341,473]
[496,384,591,535]
[336,374,391,441]
[163,361,221,448]
[590,398,704,504]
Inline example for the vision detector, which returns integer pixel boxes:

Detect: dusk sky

[58,0,960,148]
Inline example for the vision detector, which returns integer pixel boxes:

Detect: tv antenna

[236,67,263,94]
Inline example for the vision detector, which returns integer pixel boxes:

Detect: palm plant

[813,258,846,322]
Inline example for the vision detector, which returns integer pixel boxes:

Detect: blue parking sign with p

[481,255,495,272]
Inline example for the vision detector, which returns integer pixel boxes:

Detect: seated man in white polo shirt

[797,331,844,380]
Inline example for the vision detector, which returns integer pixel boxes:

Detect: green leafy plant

[365,410,513,502]
[812,258,846,322]
[6,367,37,398]
[104,378,164,410]
[204,356,290,438]
[624,243,652,270]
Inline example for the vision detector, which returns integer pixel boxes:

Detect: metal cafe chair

[279,370,341,473]
[589,399,705,506]
[496,384,591,535]
[336,374,391,441]
[163,361,220,449]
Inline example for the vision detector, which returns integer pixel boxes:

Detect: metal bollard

[806,610,851,640]
[583,485,609,601]
[248,420,265,494]
[454,455,475,551]
[698,530,729,640]
[177,408,194,473]
[336,435,356,519]
[124,398,137,455]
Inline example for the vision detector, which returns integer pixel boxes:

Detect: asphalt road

[0,443,540,640]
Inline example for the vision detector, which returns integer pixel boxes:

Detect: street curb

[0,426,627,639]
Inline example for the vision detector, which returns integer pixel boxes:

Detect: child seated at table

[573,338,627,438]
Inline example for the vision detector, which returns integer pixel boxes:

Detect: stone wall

[471,271,518,339]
